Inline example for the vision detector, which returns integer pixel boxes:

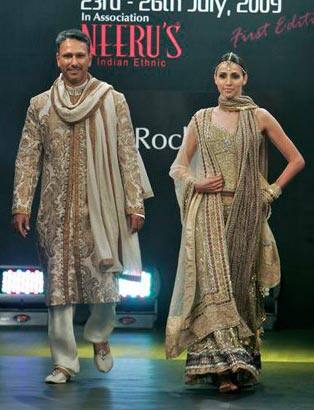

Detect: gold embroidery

[12,85,145,307]
[113,93,145,216]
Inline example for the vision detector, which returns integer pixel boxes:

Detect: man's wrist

[12,209,30,217]
[126,207,145,217]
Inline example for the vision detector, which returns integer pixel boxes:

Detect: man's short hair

[56,29,91,53]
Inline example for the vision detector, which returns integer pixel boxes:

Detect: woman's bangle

[268,183,282,200]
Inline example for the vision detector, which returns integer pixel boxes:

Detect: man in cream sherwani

[12,29,153,384]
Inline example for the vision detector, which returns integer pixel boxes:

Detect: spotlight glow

[119,271,151,298]
[1,269,44,294]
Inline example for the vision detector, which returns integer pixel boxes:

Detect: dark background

[0,0,313,327]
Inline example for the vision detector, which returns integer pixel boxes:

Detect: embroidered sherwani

[12,76,153,306]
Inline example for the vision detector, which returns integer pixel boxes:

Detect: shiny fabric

[12,76,153,306]
[166,95,281,384]
[185,197,260,384]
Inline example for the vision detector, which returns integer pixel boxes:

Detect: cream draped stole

[51,75,152,274]
[166,95,270,358]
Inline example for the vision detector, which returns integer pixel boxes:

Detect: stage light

[0,266,46,326]
[1,269,44,295]
[116,268,160,329]
[0,265,161,328]
[118,271,152,298]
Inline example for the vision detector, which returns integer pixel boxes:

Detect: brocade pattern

[184,118,263,383]
[12,88,142,306]
[114,94,145,215]
[209,124,238,193]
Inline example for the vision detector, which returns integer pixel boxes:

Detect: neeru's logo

[82,22,183,60]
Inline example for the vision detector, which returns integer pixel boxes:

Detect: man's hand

[12,214,30,238]
[128,214,144,234]
[194,174,224,193]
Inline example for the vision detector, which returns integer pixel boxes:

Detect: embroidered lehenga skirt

[185,196,262,385]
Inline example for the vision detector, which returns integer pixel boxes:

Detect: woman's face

[214,62,247,99]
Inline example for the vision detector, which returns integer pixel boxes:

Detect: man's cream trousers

[48,303,115,374]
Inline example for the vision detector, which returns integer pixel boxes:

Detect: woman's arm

[170,119,224,193]
[256,108,305,189]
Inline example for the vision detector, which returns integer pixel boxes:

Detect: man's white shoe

[93,341,113,373]
[45,367,71,384]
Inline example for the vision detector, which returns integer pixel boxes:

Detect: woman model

[165,52,305,392]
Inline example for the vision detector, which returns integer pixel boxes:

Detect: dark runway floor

[0,328,313,410]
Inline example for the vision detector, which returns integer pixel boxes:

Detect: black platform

[0,328,313,410]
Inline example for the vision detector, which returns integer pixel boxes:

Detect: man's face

[56,38,92,86]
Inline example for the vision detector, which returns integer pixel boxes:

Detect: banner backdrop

[0,0,313,326]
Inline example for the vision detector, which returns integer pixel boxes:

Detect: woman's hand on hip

[194,174,224,193]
